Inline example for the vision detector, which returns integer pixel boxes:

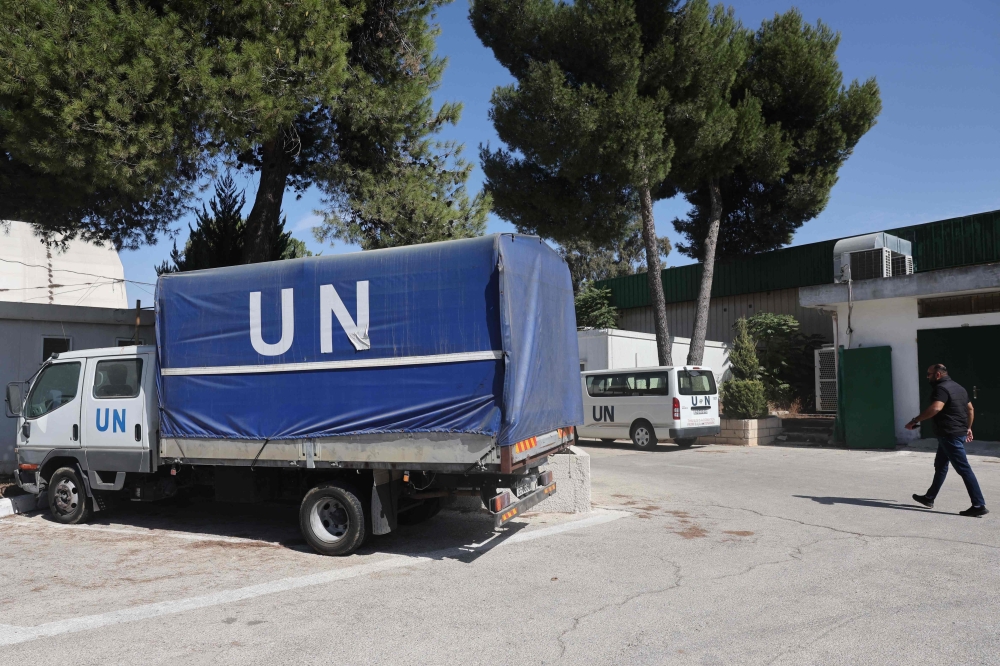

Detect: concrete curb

[0,493,41,519]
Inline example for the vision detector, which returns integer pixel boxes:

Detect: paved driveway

[1,442,998,664]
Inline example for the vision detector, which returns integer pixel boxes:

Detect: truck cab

[10,346,159,508]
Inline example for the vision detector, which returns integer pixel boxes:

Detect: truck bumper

[668,426,721,439]
[492,482,558,527]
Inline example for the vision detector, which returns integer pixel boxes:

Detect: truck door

[20,361,84,450]
[81,354,148,471]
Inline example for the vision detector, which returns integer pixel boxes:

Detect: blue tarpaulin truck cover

[155,235,583,447]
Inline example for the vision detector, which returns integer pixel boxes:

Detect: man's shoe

[959,506,989,517]
[912,494,934,508]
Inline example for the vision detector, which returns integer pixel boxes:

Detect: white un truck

[5,235,583,556]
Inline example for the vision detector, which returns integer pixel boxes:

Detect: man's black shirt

[929,378,970,437]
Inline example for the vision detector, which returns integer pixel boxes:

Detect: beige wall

[617,287,832,345]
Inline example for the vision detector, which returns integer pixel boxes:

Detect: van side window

[25,362,82,418]
[93,359,144,399]
[677,370,717,395]
[587,373,668,397]
[586,374,631,397]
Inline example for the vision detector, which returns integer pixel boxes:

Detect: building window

[41,337,71,363]
[117,338,145,346]
[918,292,1000,318]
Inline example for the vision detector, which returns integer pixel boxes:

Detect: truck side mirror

[5,382,23,418]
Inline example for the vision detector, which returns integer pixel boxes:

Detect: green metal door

[917,326,1000,440]
[837,346,896,449]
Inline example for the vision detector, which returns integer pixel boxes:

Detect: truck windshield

[677,370,716,396]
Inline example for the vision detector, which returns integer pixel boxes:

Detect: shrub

[728,317,760,380]
[721,379,769,419]
[574,283,618,329]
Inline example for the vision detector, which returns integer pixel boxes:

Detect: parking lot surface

[2,442,999,664]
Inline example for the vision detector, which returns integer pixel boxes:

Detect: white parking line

[0,517,280,546]
[0,509,627,647]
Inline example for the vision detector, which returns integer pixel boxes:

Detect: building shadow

[793,495,956,516]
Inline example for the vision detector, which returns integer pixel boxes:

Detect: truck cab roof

[49,345,156,361]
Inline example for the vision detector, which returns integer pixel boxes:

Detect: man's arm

[905,401,944,430]
[967,402,975,442]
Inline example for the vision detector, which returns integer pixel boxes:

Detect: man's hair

[930,363,948,375]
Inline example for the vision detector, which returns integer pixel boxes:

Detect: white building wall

[831,298,1000,443]
[0,220,128,308]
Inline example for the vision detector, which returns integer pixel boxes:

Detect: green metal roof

[596,209,1000,309]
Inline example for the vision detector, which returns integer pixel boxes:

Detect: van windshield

[677,370,717,396]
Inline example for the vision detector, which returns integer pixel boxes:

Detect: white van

[577,366,721,448]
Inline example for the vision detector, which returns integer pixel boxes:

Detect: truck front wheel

[300,481,367,556]
[48,467,92,524]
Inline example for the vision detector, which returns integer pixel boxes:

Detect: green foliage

[560,223,671,292]
[469,0,680,248]
[672,8,882,259]
[728,318,760,381]
[745,312,825,408]
[574,284,618,330]
[720,379,768,419]
[0,0,487,256]
[155,175,303,274]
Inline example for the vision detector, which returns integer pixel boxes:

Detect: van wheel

[630,420,656,449]
[300,481,366,556]
[675,438,696,448]
[48,467,92,524]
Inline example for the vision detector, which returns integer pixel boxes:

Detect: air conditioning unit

[833,232,913,283]
[814,345,838,413]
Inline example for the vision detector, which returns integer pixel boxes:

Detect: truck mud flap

[492,482,557,528]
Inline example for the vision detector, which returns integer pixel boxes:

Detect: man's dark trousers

[926,435,986,507]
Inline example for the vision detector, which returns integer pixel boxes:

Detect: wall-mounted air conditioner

[833,232,913,283]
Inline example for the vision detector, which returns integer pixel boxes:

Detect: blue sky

[120,0,1000,305]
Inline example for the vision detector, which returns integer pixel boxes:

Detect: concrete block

[0,493,41,519]
[536,446,591,514]
[712,417,782,446]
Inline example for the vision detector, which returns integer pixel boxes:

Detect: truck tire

[300,481,367,556]
[675,438,696,448]
[397,497,442,526]
[48,467,92,524]
[630,420,656,450]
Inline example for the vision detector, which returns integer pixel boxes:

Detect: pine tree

[471,0,684,366]
[156,175,308,275]
[668,7,881,365]
[0,0,488,256]
[560,223,671,293]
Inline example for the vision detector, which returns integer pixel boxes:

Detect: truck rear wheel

[300,481,367,556]
[48,467,92,524]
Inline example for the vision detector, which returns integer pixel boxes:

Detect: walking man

[907,364,988,517]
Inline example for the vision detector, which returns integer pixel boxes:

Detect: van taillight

[672,398,680,420]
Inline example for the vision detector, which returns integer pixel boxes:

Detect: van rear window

[677,370,717,395]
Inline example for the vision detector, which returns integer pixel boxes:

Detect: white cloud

[293,214,323,232]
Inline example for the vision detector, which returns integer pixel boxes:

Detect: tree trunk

[639,183,672,366]
[243,135,295,264]
[687,177,722,366]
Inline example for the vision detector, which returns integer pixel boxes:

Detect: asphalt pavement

[1,441,998,665]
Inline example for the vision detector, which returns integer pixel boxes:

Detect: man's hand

[905,419,920,431]
[967,428,974,443]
